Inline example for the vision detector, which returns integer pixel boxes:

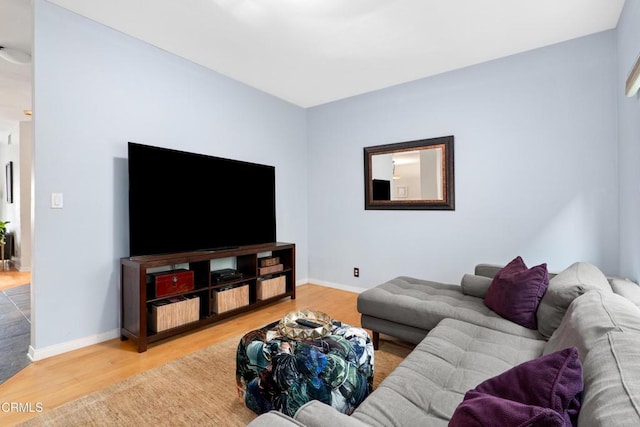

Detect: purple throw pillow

[484,256,549,329]
[449,347,583,427]
[450,392,564,427]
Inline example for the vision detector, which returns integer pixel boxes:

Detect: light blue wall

[31,0,629,353]
[617,0,640,281]
[307,31,619,287]
[32,0,308,350]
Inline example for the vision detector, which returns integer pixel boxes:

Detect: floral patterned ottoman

[236,318,374,417]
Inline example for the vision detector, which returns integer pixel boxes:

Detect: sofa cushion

[450,347,582,427]
[247,410,306,426]
[609,277,640,307]
[357,276,543,340]
[349,318,546,426]
[484,256,549,330]
[293,401,369,427]
[537,262,611,338]
[578,331,640,427]
[544,290,640,362]
[460,274,493,298]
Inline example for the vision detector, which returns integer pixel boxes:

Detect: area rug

[20,334,412,426]
[0,283,31,385]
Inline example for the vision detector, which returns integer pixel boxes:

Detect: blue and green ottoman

[236,318,374,417]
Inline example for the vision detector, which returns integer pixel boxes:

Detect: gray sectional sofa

[248,262,640,426]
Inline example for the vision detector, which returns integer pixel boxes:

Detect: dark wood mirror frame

[364,136,455,210]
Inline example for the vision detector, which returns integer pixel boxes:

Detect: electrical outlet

[354,267,360,277]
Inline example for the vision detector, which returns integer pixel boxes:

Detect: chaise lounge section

[357,269,543,350]
[249,261,640,426]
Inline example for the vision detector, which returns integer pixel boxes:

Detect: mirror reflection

[371,148,444,201]
[364,136,454,210]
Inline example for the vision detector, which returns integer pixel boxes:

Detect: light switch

[51,193,63,209]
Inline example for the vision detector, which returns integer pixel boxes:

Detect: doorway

[0,123,33,384]
[0,0,34,385]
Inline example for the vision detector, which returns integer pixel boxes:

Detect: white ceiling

[0,0,626,136]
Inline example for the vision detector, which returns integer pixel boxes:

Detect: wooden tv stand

[120,242,295,352]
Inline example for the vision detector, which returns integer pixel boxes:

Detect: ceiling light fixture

[0,46,31,65]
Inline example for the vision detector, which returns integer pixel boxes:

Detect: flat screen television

[372,179,391,201]
[127,142,276,257]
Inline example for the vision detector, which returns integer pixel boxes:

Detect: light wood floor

[0,268,31,291]
[0,284,367,425]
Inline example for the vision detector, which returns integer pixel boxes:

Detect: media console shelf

[120,242,295,352]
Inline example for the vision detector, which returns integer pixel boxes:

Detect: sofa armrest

[460,274,493,298]
[294,401,369,427]
[248,411,305,427]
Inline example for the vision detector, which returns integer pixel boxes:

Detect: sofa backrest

[609,277,640,307]
[474,264,503,279]
[536,262,612,339]
[474,263,640,306]
[542,291,640,425]
[543,290,640,362]
[578,331,640,426]
[475,263,558,280]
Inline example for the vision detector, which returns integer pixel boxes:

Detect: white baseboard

[28,328,120,361]
[7,257,31,272]
[306,278,365,294]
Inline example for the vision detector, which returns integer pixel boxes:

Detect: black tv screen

[372,179,391,200]
[128,142,276,257]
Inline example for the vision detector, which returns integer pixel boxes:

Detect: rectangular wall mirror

[364,136,454,210]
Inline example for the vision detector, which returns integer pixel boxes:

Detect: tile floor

[0,283,31,384]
